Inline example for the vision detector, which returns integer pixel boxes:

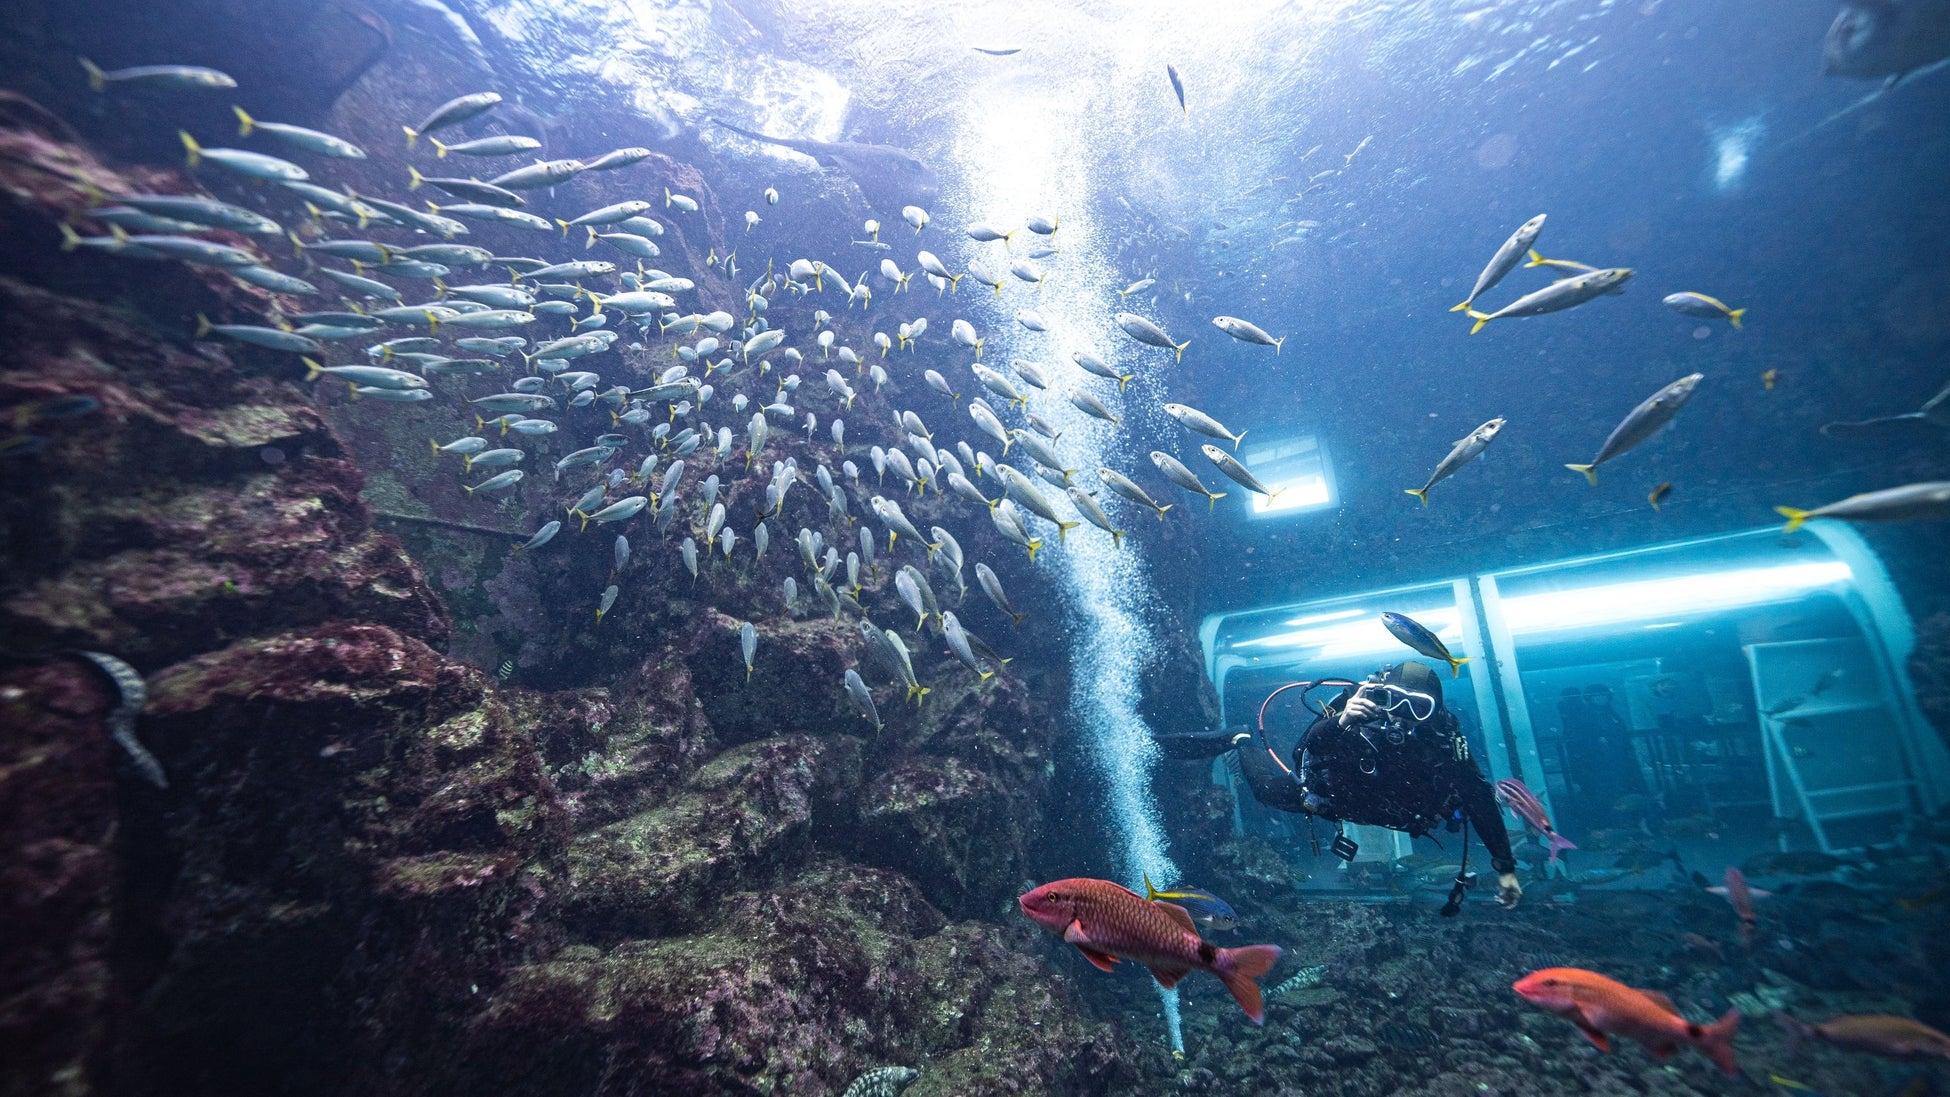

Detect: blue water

[10,1,1950,1093]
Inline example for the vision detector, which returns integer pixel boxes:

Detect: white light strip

[1498,561,1851,634]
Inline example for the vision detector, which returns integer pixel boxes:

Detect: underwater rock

[686,610,869,745]
[856,755,1021,918]
[0,659,127,1097]
[562,734,863,937]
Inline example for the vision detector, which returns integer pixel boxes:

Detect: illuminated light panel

[1282,608,1364,628]
[1235,607,1464,660]
[1242,434,1336,517]
[1498,561,1851,635]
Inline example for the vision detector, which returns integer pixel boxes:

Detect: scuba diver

[1163,661,1521,915]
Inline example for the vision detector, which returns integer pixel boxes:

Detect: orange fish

[1776,1013,1950,1061]
[1707,866,1771,947]
[1019,877,1283,1023]
[1514,967,1740,1074]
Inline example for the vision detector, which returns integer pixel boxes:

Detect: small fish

[80,58,235,91]
[1451,214,1547,313]
[1118,278,1155,299]
[740,621,757,683]
[424,134,542,159]
[665,188,699,212]
[1115,312,1190,362]
[1465,268,1633,335]
[1494,778,1577,865]
[515,520,561,554]
[1513,968,1739,1075]
[1380,611,1469,677]
[765,187,780,205]
[1705,866,1772,948]
[179,131,307,181]
[597,584,620,623]
[1406,417,1504,505]
[1073,350,1135,391]
[1067,389,1119,425]
[307,360,427,390]
[1775,1012,1950,1061]
[1162,403,1245,450]
[1776,482,1950,533]
[1019,878,1283,1023]
[465,469,524,494]
[1762,368,1778,391]
[1566,374,1704,485]
[1165,64,1188,115]
[885,631,928,704]
[1663,292,1746,329]
[1150,451,1225,509]
[681,537,699,583]
[975,562,1027,627]
[231,107,365,158]
[1211,316,1284,353]
[1649,482,1673,511]
[404,91,502,146]
[1143,876,1239,932]
[1202,445,1280,500]
[1099,467,1172,520]
[843,668,882,730]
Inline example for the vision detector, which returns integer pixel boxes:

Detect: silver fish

[740,621,757,683]
[975,562,1027,627]
[843,668,883,730]
[517,520,562,554]
[1465,268,1633,334]
[1566,374,1703,485]
[1115,312,1189,361]
[1150,450,1226,509]
[1450,214,1547,313]
[1407,418,1505,505]
[1778,482,1950,533]
[1201,445,1281,500]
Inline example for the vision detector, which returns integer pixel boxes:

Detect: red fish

[1776,1013,1950,1061]
[1706,866,1771,947]
[1495,778,1578,865]
[1019,877,1283,1024]
[1513,966,1741,1075]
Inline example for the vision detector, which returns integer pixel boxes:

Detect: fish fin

[1637,990,1680,1014]
[1153,900,1198,936]
[1549,834,1578,860]
[1405,488,1429,506]
[1565,463,1597,486]
[402,125,419,147]
[406,165,423,190]
[1774,506,1811,534]
[554,218,570,237]
[430,438,441,457]
[1111,529,1126,549]
[1573,1020,1611,1053]
[905,684,930,705]
[194,313,213,338]
[1056,520,1079,543]
[430,137,449,158]
[1074,946,1118,973]
[1448,300,1471,312]
[1024,538,1041,564]
[1206,490,1226,511]
[1700,1010,1741,1076]
[178,129,201,167]
[1467,310,1491,335]
[57,222,82,251]
[1524,248,1548,268]
[232,105,255,137]
[1009,611,1027,629]
[1213,944,1282,1026]
[1728,308,1745,330]
[1232,429,1247,452]
[1448,656,1469,678]
[1174,339,1190,362]
[1274,336,1284,355]
[1147,964,1190,989]
[303,357,323,383]
[79,56,106,92]
[586,226,599,249]
[1144,874,1162,901]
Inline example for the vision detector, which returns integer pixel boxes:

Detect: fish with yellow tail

[1465,267,1633,335]
[1776,482,1950,533]
[1566,374,1703,486]
[1150,451,1226,509]
[1407,417,1504,505]
[1201,445,1282,502]
[1142,876,1239,931]
[1451,214,1547,314]
[1663,291,1746,329]
[1380,611,1469,677]
[1020,877,1281,1023]
[1116,312,1190,362]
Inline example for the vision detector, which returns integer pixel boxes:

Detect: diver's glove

[1496,872,1523,909]
[1300,791,1331,815]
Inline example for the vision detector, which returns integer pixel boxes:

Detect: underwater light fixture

[1242,433,1336,517]
[1498,560,1850,634]
[1281,607,1365,628]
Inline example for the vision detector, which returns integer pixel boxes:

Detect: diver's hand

[1496,872,1522,909]
[1340,690,1382,727]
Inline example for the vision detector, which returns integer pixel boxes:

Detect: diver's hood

[1384,660,1443,707]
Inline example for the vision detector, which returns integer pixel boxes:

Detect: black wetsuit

[1232,702,1517,875]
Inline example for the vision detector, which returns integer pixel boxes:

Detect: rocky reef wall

[0,89,1138,1097]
